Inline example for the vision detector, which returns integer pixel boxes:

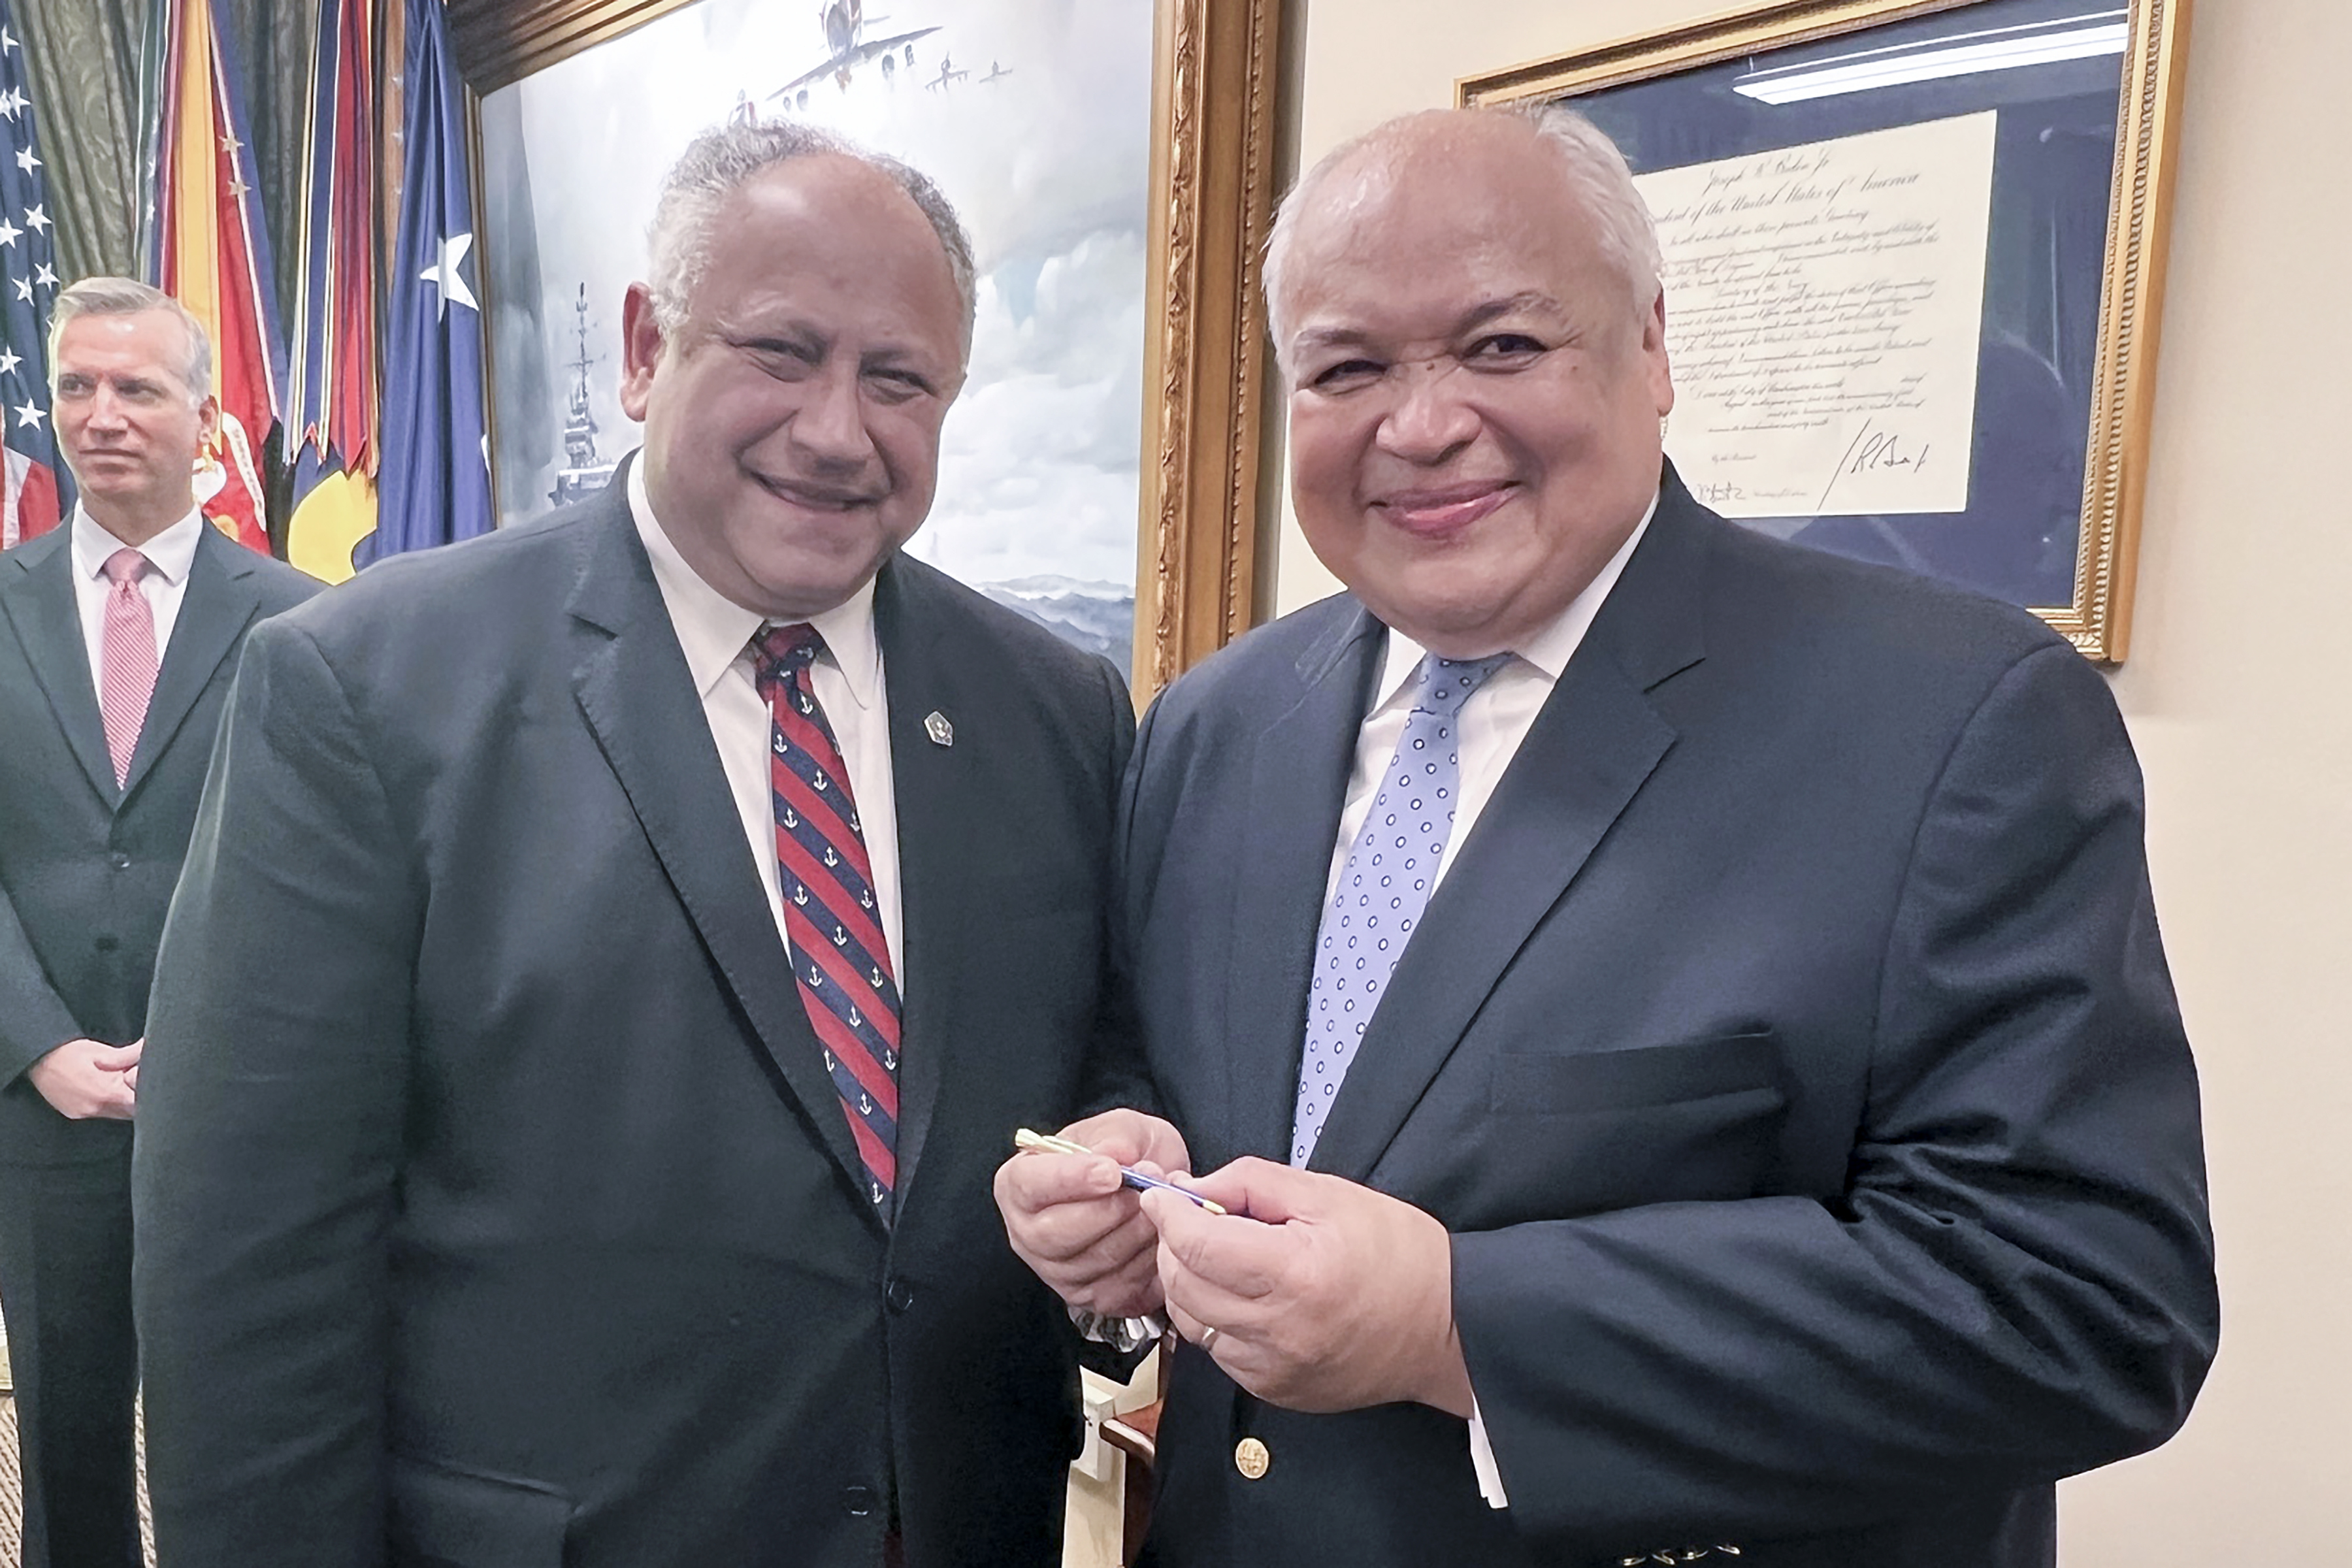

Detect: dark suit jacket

[1120,472,2215,1568]
[0,521,318,1154]
[133,475,1135,1568]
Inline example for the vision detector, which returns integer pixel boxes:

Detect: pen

[1013,1127,1228,1215]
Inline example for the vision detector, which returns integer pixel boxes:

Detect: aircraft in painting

[772,1,939,98]
[923,53,969,92]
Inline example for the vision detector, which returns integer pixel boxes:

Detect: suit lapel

[868,559,964,1210]
[1308,478,1714,1183]
[0,527,117,804]
[564,487,882,1233]
[122,525,265,800]
[1218,606,1386,1166]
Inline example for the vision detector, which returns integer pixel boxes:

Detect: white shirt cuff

[1469,1397,1509,1508]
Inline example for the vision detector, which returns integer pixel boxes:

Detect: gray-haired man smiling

[136,123,1132,1568]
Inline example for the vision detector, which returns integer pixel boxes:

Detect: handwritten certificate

[1635,112,1998,518]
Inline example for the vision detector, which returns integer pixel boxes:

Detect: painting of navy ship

[550,284,617,508]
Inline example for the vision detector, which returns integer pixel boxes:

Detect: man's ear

[618,283,666,421]
[198,395,222,448]
[1641,289,1674,419]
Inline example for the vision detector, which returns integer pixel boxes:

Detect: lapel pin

[923,710,953,747]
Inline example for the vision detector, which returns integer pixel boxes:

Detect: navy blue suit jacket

[1121,471,2215,1567]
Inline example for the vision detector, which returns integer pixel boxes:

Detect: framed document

[1462,0,2191,661]
[449,0,1281,693]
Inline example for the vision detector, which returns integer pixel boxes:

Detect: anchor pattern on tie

[1290,652,1511,1167]
[754,623,903,1207]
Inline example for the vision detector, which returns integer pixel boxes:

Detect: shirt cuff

[1468,1397,1509,1509]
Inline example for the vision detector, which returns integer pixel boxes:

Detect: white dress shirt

[1323,491,1658,1508]
[627,464,906,981]
[69,505,206,692]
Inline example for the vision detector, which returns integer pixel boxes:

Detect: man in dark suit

[133,123,1132,1567]
[0,276,318,1568]
[998,107,2215,1565]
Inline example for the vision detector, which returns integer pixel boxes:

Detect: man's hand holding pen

[995,1109,1192,1318]
[996,1123,1473,1418]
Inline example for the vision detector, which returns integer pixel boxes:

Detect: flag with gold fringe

[140,0,285,554]
[284,0,379,583]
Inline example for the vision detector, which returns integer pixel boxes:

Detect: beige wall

[1268,1,2352,1559]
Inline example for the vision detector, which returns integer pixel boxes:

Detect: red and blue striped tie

[753,624,901,1211]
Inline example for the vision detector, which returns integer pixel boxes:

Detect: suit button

[886,1278,915,1314]
[841,1484,876,1518]
[1233,1437,1270,1479]
[94,934,120,952]
[107,852,131,870]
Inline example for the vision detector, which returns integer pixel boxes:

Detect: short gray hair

[646,120,977,361]
[1263,104,1663,372]
[47,276,214,402]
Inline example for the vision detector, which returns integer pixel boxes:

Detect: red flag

[151,0,286,553]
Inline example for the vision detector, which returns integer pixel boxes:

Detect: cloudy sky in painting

[480,0,1152,591]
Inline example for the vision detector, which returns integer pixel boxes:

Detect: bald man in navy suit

[1000,106,2215,1568]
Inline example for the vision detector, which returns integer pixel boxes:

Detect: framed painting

[447,0,1280,694]
[1462,0,2192,661]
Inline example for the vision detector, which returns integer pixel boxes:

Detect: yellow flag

[286,468,377,583]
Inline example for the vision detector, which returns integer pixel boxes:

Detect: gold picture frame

[446,0,1280,696]
[1461,0,2192,662]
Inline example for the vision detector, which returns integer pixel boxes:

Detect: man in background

[135,122,1132,1567]
[0,277,317,1568]
[1000,106,2215,1565]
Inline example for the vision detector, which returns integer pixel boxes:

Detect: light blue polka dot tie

[1292,652,1512,1167]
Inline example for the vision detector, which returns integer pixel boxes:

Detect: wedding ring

[1199,1325,1222,1356]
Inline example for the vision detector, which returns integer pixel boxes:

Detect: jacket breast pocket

[1488,1030,1784,1118]
[1459,1032,1790,1225]
[389,1456,572,1568]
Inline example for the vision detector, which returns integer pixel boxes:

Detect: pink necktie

[99,547,159,788]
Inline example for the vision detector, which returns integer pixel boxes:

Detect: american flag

[0,0,67,549]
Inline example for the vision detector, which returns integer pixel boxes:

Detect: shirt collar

[70,504,205,587]
[627,460,883,709]
[1367,485,1660,712]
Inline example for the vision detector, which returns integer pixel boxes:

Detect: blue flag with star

[362,0,489,564]
[0,0,71,548]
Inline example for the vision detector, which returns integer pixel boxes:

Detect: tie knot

[102,548,151,589]
[1416,652,1511,715]
[752,623,825,683]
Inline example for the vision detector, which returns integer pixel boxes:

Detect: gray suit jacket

[134,474,1135,1568]
[0,521,318,1162]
